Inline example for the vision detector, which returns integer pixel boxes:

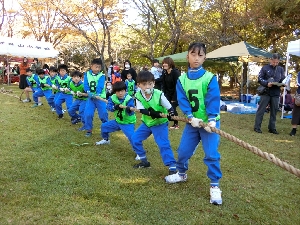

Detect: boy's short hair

[71,70,83,78]
[36,68,45,75]
[137,71,155,83]
[126,72,132,77]
[91,58,102,65]
[26,68,33,73]
[112,81,127,93]
[49,66,58,72]
[57,64,68,72]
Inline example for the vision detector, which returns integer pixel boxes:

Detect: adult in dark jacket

[254,53,285,134]
[161,57,180,129]
[289,72,300,136]
[121,60,137,82]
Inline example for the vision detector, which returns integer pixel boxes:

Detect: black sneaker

[71,117,80,124]
[58,114,63,119]
[133,161,150,168]
[254,128,262,133]
[269,129,279,134]
[290,129,296,136]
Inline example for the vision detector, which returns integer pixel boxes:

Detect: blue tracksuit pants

[55,93,73,115]
[68,99,86,124]
[101,120,135,146]
[176,121,222,183]
[131,122,176,167]
[33,89,55,108]
[48,92,59,105]
[84,98,108,130]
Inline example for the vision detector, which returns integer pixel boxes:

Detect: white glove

[59,88,65,92]
[70,91,75,95]
[189,117,203,128]
[77,91,82,96]
[64,88,70,92]
[204,121,216,133]
[52,84,57,90]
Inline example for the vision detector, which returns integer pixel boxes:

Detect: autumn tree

[0,0,5,32]
[18,0,71,47]
[123,0,195,62]
[51,0,124,71]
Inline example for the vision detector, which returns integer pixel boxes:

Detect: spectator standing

[121,60,137,82]
[254,53,285,134]
[30,58,42,74]
[12,64,20,75]
[19,57,30,89]
[161,57,180,129]
[151,59,162,90]
[290,72,300,136]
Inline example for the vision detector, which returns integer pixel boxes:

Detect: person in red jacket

[111,65,122,84]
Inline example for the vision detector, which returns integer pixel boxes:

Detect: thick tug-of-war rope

[168,115,300,178]
[0,87,20,99]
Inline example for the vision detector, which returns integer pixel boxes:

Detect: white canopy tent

[0,36,59,58]
[281,39,300,119]
[0,36,59,85]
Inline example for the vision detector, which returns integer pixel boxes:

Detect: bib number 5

[188,89,199,112]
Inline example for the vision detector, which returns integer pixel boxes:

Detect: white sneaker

[165,172,187,183]
[51,107,56,112]
[22,99,31,103]
[38,102,43,106]
[288,111,292,114]
[62,109,67,114]
[135,154,141,160]
[210,186,222,205]
[95,139,110,145]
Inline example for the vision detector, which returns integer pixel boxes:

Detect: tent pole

[6,56,10,86]
[246,58,249,103]
[281,53,290,119]
[240,62,243,101]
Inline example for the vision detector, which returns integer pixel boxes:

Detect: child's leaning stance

[54,64,73,119]
[131,71,176,175]
[95,81,136,150]
[164,42,223,205]
[67,71,88,130]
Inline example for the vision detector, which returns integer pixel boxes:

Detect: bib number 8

[188,89,199,112]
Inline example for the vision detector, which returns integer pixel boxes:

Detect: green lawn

[0,84,299,225]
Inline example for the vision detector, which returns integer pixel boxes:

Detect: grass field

[0,84,299,225]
